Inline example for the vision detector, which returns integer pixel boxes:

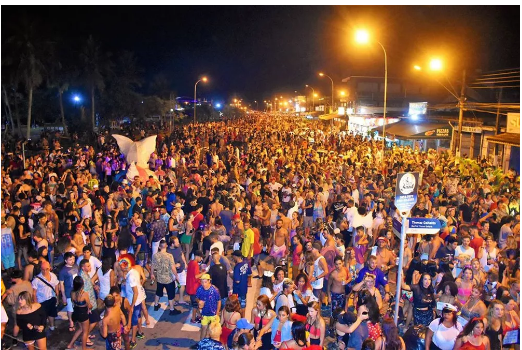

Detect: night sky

[2,5,520,103]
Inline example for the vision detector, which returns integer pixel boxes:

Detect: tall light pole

[356,30,387,156]
[318,73,334,113]
[194,76,207,124]
[305,85,315,111]
[254,100,259,110]
[414,60,466,155]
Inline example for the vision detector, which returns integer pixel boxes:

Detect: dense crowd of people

[0,112,519,350]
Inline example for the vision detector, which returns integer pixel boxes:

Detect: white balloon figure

[112,134,159,184]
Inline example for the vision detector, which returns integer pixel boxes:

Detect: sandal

[88,334,96,339]
[86,341,94,347]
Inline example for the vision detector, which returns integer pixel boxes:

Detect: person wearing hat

[371,236,396,276]
[227,318,255,349]
[425,304,462,350]
[194,273,221,345]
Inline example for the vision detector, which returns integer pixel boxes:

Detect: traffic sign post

[406,218,442,234]
[393,172,420,325]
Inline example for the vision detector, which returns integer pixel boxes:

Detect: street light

[355,29,388,156]
[305,85,315,111]
[318,72,334,113]
[254,100,258,110]
[194,76,207,124]
[414,59,466,155]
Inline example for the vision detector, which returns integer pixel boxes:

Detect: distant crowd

[1,112,519,350]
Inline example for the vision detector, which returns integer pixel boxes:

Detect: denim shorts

[131,303,142,326]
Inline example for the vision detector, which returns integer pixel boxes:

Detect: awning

[319,113,340,120]
[372,120,452,140]
[486,133,520,147]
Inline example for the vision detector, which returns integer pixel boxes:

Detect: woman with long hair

[453,318,490,350]
[13,291,48,350]
[470,259,486,286]
[293,273,313,316]
[305,301,325,346]
[273,266,286,294]
[97,256,116,302]
[221,295,241,346]
[484,300,505,350]
[234,332,260,350]
[374,317,405,350]
[401,272,437,326]
[250,295,276,350]
[501,296,520,338]
[425,306,463,350]
[258,305,292,349]
[436,281,460,312]
[66,276,93,350]
[456,267,475,305]
[259,271,276,309]
[280,321,308,350]
[460,285,487,322]
[102,231,117,267]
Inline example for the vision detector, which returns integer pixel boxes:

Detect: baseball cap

[175,203,182,208]
[236,318,254,330]
[232,250,243,257]
[200,274,211,280]
[232,214,240,220]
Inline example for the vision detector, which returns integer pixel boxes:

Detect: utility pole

[494,88,503,165]
[454,70,466,157]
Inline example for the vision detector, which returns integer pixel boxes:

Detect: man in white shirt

[77,245,102,279]
[120,254,146,348]
[454,234,475,277]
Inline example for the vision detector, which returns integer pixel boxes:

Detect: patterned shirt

[152,251,175,284]
[151,219,167,242]
[196,285,220,316]
[80,270,96,308]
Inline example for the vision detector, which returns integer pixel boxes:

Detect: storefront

[486,113,520,172]
[372,120,453,150]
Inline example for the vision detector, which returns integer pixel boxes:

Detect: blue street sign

[406,217,442,234]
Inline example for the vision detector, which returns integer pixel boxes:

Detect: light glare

[355,30,370,44]
[430,59,443,71]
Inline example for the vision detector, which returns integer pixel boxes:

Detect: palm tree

[47,58,78,136]
[80,35,111,131]
[4,17,46,140]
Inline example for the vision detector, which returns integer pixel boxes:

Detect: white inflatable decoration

[112,134,159,184]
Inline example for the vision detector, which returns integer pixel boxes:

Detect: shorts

[41,297,58,318]
[89,308,101,324]
[303,216,314,228]
[190,295,198,308]
[330,292,346,312]
[156,281,176,300]
[238,295,247,309]
[1,252,15,269]
[313,288,322,299]
[131,303,142,326]
[177,270,187,286]
[136,252,148,267]
[260,226,272,240]
[66,298,74,312]
[201,315,218,326]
